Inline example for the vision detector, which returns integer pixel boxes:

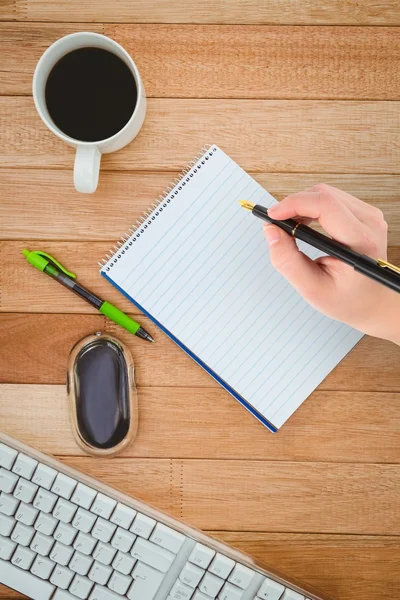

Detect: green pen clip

[22,249,76,279]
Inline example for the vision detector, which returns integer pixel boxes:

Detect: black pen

[239,201,400,294]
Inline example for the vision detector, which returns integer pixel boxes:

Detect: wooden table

[1,2,400,599]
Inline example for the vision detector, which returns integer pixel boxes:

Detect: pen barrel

[99,302,140,335]
[252,205,298,235]
[294,224,359,265]
[353,256,400,293]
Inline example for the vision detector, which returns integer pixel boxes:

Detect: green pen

[22,249,155,343]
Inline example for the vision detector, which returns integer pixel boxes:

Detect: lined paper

[102,146,362,429]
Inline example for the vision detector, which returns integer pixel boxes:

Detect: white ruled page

[102,146,362,429]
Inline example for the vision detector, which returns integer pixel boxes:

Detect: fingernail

[264,224,281,246]
[268,204,278,214]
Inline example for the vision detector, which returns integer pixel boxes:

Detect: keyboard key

[188,543,215,569]
[111,526,136,552]
[11,522,35,546]
[32,463,57,490]
[131,536,175,573]
[92,541,116,565]
[88,561,112,585]
[74,531,97,555]
[112,550,136,575]
[70,550,94,576]
[179,561,204,587]
[72,508,97,533]
[128,562,164,599]
[14,478,38,503]
[0,534,16,559]
[150,523,185,554]
[107,571,132,595]
[89,584,122,600]
[169,580,195,600]
[0,468,18,493]
[33,488,58,513]
[92,517,116,543]
[192,593,209,600]
[199,571,224,597]
[15,502,38,525]
[30,531,55,556]
[219,582,244,600]
[54,591,77,600]
[208,553,235,579]
[70,574,94,599]
[50,564,75,589]
[34,512,57,535]
[0,513,15,536]
[52,473,77,500]
[0,558,55,599]
[54,522,77,545]
[11,544,36,569]
[53,498,78,523]
[0,491,19,516]
[130,512,156,538]
[257,578,285,599]
[0,443,18,469]
[71,484,97,510]
[31,554,55,579]
[110,503,136,530]
[228,564,255,589]
[50,541,74,566]
[281,591,305,600]
[12,454,37,480]
[90,494,116,520]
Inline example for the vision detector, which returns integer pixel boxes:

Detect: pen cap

[22,249,49,271]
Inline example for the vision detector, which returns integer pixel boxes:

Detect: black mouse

[67,332,138,456]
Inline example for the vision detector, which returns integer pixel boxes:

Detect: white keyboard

[0,433,323,600]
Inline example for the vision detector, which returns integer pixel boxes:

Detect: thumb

[263,224,329,300]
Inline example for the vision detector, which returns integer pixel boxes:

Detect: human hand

[264,184,400,344]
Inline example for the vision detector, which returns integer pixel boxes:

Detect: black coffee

[45,47,137,142]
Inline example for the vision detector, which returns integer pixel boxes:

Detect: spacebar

[0,559,55,600]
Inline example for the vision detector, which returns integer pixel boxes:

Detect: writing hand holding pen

[261,185,400,345]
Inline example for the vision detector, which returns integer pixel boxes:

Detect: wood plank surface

[2,170,400,243]
[216,533,400,600]
[1,98,400,173]
[179,460,400,534]
[1,312,400,392]
[1,384,400,463]
[2,23,400,100]
[8,0,400,25]
[2,242,400,315]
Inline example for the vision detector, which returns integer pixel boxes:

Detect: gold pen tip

[239,200,255,211]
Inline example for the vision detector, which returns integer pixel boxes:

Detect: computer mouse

[67,332,138,457]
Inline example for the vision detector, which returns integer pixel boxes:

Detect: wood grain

[179,460,400,534]
[2,170,400,243]
[1,313,400,392]
[216,533,400,600]
[2,23,400,100]
[9,0,400,25]
[1,384,400,463]
[2,98,400,173]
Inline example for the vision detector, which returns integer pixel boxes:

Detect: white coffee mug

[33,32,146,193]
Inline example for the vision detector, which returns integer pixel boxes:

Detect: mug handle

[74,146,102,193]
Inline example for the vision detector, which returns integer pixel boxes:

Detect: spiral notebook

[100,145,362,431]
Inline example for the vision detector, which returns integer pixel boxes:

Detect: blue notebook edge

[102,271,277,433]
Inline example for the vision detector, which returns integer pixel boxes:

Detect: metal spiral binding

[99,145,218,271]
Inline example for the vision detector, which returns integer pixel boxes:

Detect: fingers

[264,224,332,301]
[268,187,377,254]
[309,184,385,227]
